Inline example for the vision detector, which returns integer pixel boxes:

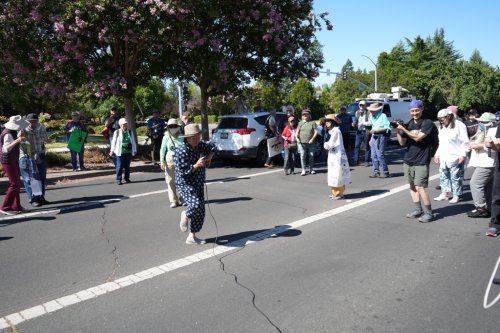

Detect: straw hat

[4,115,29,131]
[181,124,201,137]
[167,118,179,126]
[325,114,341,124]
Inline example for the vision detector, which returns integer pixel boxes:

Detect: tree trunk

[123,96,137,142]
[199,78,210,141]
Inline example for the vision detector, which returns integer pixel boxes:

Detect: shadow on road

[0,216,56,227]
[0,236,14,241]
[206,196,252,204]
[345,189,389,199]
[207,176,251,183]
[205,224,301,246]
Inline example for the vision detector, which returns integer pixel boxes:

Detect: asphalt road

[1,145,500,333]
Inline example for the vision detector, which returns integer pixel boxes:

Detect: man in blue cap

[395,100,438,223]
[147,108,166,165]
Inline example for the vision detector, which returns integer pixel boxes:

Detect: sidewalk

[0,160,160,191]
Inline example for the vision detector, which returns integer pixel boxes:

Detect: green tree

[290,78,315,111]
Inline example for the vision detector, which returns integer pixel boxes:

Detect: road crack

[100,207,121,282]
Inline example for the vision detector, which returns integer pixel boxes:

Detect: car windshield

[218,117,248,129]
[346,103,359,117]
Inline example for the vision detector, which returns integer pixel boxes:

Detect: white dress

[324,127,351,187]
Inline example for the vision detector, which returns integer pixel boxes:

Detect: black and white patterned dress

[173,141,215,232]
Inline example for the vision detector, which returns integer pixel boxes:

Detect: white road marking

[0,171,439,330]
[483,256,500,309]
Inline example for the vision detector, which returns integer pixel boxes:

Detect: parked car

[212,112,288,166]
[495,111,500,121]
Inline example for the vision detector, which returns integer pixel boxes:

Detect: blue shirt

[371,111,391,136]
[147,118,166,136]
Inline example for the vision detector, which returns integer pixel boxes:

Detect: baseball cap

[409,100,424,109]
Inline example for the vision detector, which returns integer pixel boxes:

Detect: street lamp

[362,55,378,93]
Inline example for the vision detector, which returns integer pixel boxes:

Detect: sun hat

[167,118,179,126]
[359,100,366,105]
[409,100,424,109]
[181,123,201,137]
[4,115,30,131]
[476,112,496,123]
[367,103,383,112]
[118,118,127,126]
[325,113,341,124]
[26,113,39,121]
[437,109,452,118]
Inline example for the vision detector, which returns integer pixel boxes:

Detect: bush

[85,147,111,164]
[44,120,67,132]
[46,151,71,167]
[136,125,149,137]
[194,115,218,124]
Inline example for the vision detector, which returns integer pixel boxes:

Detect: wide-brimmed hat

[167,118,179,127]
[476,112,496,123]
[367,103,383,112]
[181,123,201,137]
[325,114,341,124]
[118,118,127,126]
[4,115,29,131]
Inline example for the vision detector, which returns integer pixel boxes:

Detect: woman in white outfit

[323,114,351,199]
[433,108,469,203]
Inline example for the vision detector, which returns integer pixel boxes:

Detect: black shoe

[369,173,379,178]
[125,179,131,183]
[380,173,390,178]
[117,181,122,185]
[467,208,491,218]
[40,198,50,205]
[435,185,441,190]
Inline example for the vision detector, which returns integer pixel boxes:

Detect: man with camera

[395,100,437,223]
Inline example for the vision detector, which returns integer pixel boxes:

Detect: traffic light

[182,84,190,104]
[342,71,348,80]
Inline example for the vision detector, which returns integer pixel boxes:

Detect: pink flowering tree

[1,1,331,138]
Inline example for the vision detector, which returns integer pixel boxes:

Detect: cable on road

[205,182,284,333]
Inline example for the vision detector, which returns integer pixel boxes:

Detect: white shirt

[435,121,469,168]
[469,127,497,168]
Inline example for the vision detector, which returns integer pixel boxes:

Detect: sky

[313,0,500,88]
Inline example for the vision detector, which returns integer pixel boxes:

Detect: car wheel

[255,141,268,166]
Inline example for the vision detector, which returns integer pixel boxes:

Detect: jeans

[353,130,371,164]
[439,162,464,196]
[19,154,47,202]
[70,146,85,170]
[116,153,132,182]
[299,143,315,171]
[371,135,389,175]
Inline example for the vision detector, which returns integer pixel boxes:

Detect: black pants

[489,165,500,229]
[151,136,163,163]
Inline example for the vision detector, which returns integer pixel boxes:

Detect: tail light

[235,128,256,135]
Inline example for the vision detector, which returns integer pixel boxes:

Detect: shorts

[404,163,429,188]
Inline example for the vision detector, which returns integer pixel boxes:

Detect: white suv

[212,112,288,166]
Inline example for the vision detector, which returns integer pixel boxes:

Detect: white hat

[367,103,383,111]
[359,100,366,105]
[167,118,179,126]
[118,118,127,126]
[4,115,29,131]
[437,109,452,118]
[476,112,496,123]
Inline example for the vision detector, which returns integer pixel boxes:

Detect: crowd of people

[2,99,500,243]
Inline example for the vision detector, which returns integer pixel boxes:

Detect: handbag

[288,142,298,151]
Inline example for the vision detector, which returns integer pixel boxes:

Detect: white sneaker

[179,211,188,232]
[186,234,206,245]
[449,196,461,204]
[301,170,306,176]
[433,193,450,201]
[170,202,178,208]
[310,170,316,174]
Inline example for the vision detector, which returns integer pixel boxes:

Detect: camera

[390,120,403,128]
